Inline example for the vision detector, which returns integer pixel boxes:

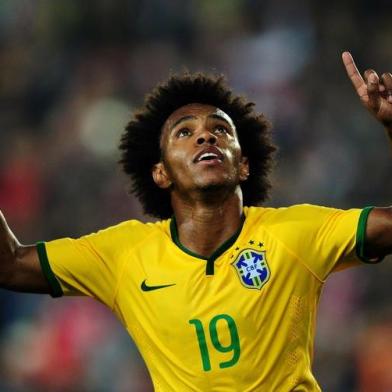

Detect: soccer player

[0,52,391,391]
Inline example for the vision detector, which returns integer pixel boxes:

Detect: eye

[176,128,192,138]
[214,125,228,134]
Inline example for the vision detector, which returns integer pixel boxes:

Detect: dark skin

[342,52,392,258]
[153,104,249,257]
[0,52,391,293]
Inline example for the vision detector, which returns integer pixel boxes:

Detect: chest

[116,234,317,336]
[113,236,321,378]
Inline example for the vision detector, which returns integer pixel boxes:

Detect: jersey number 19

[189,314,241,371]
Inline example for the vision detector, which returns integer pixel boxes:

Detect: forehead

[163,103,235,130]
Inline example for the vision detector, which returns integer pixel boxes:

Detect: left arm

[366,207,392,259]
[342,51,392,259]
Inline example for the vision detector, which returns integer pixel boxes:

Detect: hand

[342,51,392,129]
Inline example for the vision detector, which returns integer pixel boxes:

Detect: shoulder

[244,204,337,223]
[81,218,171,249]
[244,203,363,234]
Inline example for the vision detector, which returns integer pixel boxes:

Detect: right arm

[0,210,50,293]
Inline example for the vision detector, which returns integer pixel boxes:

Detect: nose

[196,130,217,145]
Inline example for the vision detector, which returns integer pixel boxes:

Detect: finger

[342,51,366,95]
[364,69,377,83]
[381,72,392,103]
[364,70,388,94]
[366,71,381,111]
[364,68,386,95]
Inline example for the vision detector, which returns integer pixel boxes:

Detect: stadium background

[0,1,391,391]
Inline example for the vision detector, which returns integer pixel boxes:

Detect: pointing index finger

[342,51,365,95]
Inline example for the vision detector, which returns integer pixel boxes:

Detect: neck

[171,187,244,258]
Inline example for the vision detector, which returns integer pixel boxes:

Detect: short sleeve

[276,204,372,281]
[36,220,147,308]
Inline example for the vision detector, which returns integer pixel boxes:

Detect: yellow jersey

[37,204,372,391]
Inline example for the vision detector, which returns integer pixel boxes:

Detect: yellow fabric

[43,204,362,391]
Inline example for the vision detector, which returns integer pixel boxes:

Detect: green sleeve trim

[356,207,382,264]
[36,242,63,297]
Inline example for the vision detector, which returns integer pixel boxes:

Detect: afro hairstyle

[119,72,276,219]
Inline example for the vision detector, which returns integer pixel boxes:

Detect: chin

[196,178,237,193]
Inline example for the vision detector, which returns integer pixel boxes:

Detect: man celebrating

[0,52,391,391]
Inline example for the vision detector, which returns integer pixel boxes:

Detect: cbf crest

[232,249,270,290]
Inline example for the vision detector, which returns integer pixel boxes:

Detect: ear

[239,156,249,182]
[152,162,172,189]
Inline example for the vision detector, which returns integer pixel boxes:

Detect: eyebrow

[169,115,197,131]
[208,113,232,126]
[169,113,232,131]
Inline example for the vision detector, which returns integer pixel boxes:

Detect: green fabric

[170,216,244,275]
[355,206,382,264]
[36,241,63,297]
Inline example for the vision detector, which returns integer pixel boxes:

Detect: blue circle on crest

[232,248,270,290]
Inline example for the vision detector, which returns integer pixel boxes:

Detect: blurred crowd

[0,0,391,391]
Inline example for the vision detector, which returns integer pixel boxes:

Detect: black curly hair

[119,73,276,219]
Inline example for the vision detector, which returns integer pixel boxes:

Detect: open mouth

[198,152,221,162]
[194,147,224,164]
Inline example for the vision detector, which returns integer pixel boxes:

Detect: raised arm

[342,51,392,146]
[342,51,392,260]
[0,210,50,293]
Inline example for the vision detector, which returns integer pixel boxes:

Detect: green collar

[170,215,245,275]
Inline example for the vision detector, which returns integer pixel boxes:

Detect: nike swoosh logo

[141,279,176,292]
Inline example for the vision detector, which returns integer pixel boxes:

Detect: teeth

[199,153,218,161]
